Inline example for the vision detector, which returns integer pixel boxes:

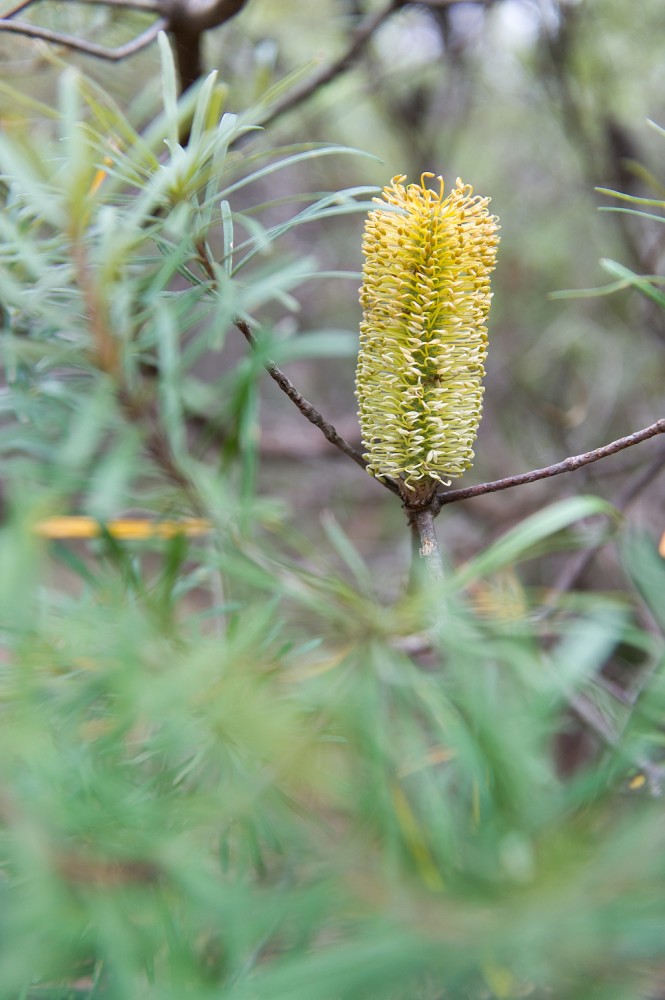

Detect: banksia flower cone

[356,173,499,501]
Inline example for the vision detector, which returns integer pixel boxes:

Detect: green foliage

[0,42,664,1000]
[0,45,372,521]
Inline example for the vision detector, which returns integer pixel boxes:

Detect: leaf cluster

[0,51,665,1000]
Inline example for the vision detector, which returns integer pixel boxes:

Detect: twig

[431,419,665,515]
[1,0,43,15]
[257,0,404,129]
[2,0,159,15]
[257,0,504,130]
[0,0,248,86]
[193,241,393,488]
[0,16,165,60]
[234,320,400,488]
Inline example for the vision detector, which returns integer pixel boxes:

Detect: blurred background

[2,0,664,591]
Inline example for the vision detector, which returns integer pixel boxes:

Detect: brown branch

[0,15,165,59]
[234,319,401,489]
[409,507,443,585]
[431,419,665,515]
[0,0,248,86]
[2,0,159,14]
[257,0,404,129]
[167,0,248,36]
[170,21,204,93]
[72,241,118,375]
[256,0,506,130]
[166,0,249,92]
[1,0,42,15]
[191,237,395,491]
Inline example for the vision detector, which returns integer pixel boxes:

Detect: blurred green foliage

[0,3,665,998]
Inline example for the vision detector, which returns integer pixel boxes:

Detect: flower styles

[356,173,499,501]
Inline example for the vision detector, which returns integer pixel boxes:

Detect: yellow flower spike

[356,173,499,503]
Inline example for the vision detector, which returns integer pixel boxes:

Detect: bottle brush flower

[356,173,499,504]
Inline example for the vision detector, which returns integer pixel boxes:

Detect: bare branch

[2,0,160,14]
[0,0,248,85]
[256,0,507,129]
[166,0,249,91]
[193,238,396,493]
[258,0,404,129]
[235,320,400,488]
[0,0,40,17]
[431,419,665,514]
[0,15,166,60]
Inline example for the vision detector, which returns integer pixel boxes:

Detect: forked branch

[0,16,165,60]
[234,314,665,513]
[0,0,249,90]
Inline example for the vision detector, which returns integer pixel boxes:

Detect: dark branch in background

[0,14,166,59]
[0,0,495,109]
[1,0,160,13]
[538,2,665,344]
[0,0,502,114]
[0,0,249,91]
[167,0,248,92]
[257,0,404,129]
[430,419,665,515]
[257,0,500,130]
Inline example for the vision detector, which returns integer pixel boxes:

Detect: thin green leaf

[233,199,382,272]
[455,496,618,589]
[188,71,220,147]
[155,299,186,457]
[599,206,665,224]
[549,609,630,690]
[158,31,180,150]
[550,278,638,300]
[200,113,237,228]
[622,531,665,635]
[220,200,234,276]
[321,512,375,592]
[595,186,665,207]
[600,258,665,309]
[269,331,357,363]
[220,144,378,201]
